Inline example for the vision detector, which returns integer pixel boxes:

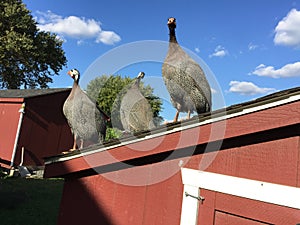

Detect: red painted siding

[214,211,270,225]
[57,167,184,225]
[185,136,300,187]
[44,95,300,225]
[0,101,23,167]
[0,90,72,168]
[54,135,300,225]
[15,93,72,166]
[198,189,300,224]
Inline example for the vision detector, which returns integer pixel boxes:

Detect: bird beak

[67,70,73,78]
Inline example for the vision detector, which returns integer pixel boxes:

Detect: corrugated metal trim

[44,86,300,165]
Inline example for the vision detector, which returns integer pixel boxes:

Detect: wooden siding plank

[92,173,118,224]
[214,192,300,225]
[197,189,216,225]
[214,211,271,225]
[200,137,300,186]
[110,173,147,225]
[0,102,23,167]
[58,177,115,225]
[19,93,72,166]
[143,167,182,225]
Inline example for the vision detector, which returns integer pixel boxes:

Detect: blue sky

[23,0,300,120]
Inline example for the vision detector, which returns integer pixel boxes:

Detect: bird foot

[62,148,78,155]
[163,120,179,125]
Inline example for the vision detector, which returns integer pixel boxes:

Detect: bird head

[134,72,145,87]
[167,17,176,29]
[136,72,145,80]
[68,69,80,83]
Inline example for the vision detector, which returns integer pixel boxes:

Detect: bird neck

[169,27,177,43]
[73,80,79,89]
[134,79,140,88]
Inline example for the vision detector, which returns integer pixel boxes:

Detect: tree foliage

[86,75,163,132]
[0,0,67,89]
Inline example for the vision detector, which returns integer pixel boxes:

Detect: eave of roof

[43,86,300,175]
[0,97,24,103]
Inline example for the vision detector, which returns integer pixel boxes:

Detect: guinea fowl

[162,17,211,122]
[119,72,155,132]
[63,69,109,151]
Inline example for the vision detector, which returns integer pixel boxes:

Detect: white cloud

[194,47,200,53]
[77,40,85,45]
[229,81,275,96]
[35,11,121,45]
[251,62,300,78]
[248,42,258,51]
[274,8,300,48]
[209,45,228,58]
[96,31,121,45]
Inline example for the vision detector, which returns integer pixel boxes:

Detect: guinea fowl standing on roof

[63,69,109,151]
[162,17,211,122]
[119,72,155,132]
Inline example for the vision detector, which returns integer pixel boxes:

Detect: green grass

[0,178,64,225]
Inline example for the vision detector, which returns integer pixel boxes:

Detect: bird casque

[162,17,211,122]
[63,69,109,152]
[119,72,155,132]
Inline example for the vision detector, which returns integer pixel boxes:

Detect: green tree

[0,0,67,89]
[86,74,163,134]
[96,75,132,124]
[85,75,109,101]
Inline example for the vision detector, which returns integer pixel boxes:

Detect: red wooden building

[0,88,72,169]
[44,87,300,225]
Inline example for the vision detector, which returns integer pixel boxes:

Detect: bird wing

[120,86,154,132]
[72,87,107,143]
[185,59,211,106]
[163,44,212,112]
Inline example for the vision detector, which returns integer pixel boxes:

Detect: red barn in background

[0,88,72,169]
[44,87,300,225]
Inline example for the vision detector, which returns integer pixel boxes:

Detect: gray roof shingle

[0,88,71,99]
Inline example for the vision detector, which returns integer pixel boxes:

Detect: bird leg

[79,139,84,149]
[72,134,77,150]
[187,110,191,120]
[62,134,78,154]
[173,110,179,123]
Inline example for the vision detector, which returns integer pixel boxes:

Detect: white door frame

[180,168,300,225]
